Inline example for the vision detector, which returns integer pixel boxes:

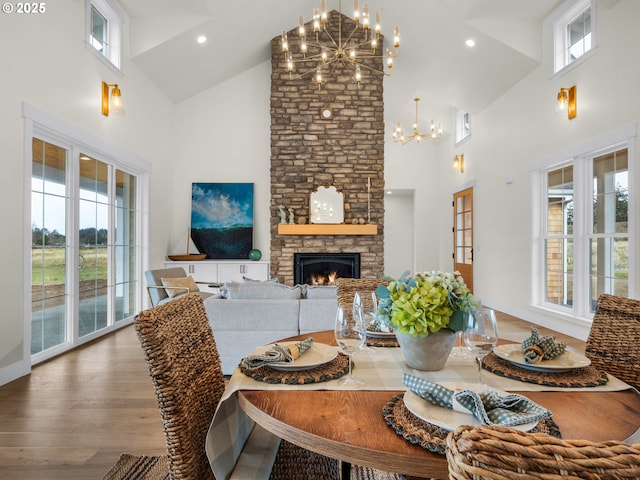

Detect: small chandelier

[281,0,400,89]
[392,98,442,145]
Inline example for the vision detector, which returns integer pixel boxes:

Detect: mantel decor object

[310,185,344,224]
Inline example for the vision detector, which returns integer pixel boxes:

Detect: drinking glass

[334,305,366,385]
[463,307,499,384]
[353,290,378,352]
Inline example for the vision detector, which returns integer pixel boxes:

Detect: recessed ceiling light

[197,35,207,44]
[465,39,476,47]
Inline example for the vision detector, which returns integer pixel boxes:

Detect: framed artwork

[190,183,254,259]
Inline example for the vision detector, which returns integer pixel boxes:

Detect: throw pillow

[161,276,200,298]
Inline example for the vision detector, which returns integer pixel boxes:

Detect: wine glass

[463,307,498,385]
[334,305,366,385]
[353,290,378,352]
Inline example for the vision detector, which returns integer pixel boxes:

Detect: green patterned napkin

[403,373,552,427]
[241,337,314,370]
[521,327,566,364]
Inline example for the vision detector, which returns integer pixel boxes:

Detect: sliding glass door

[31,138,139,359]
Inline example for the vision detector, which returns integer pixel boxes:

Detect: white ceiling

[120,0,563,115]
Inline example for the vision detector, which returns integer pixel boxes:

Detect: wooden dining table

[234,331,640,480]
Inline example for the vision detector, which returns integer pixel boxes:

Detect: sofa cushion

[224,281,302,300]
[161,275,200,298]
[304,285,337,299]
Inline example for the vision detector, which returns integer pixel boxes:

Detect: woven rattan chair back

[335,278,389,312]
[585,293,640,389]
[135,294,222,480]
[446,424,640,480]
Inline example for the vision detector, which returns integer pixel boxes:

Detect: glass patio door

[31,137,138,360]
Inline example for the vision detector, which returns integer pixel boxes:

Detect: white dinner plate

[493,344,591,373]
[366,330,396,339]
[403,383,538,432]
[254,342,338,371]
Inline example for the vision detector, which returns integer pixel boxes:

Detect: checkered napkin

[521,327,567,364]
[403,373,552,427]
[240,337,314,370]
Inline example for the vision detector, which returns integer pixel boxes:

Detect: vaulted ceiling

[120,0,563,117]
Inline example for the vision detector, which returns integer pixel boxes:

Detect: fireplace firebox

[294,253,360,286]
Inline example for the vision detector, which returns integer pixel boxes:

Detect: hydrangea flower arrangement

[375,271,476,337]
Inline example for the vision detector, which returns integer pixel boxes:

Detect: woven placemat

[382,393,562,456]
[366,336,399,348]
[482,352,609,387]
[239,353,350,384]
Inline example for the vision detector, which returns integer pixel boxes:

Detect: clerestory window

[551,0,596,76]
[85,0,124,73]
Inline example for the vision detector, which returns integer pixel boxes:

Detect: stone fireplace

[294,253,361,286]
[269,10,385,285]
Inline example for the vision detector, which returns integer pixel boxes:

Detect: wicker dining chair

[585,293,640,390]
[131,293,341,480]
[446,424,640,480]
[335,277,389,311]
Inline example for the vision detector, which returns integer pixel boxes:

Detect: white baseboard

[0,359,30,387]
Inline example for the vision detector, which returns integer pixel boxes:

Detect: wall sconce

[557,85,576,119]
[453,154,464,173]
[101,82,124,116]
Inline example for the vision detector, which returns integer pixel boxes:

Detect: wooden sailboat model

[167,228,207,261]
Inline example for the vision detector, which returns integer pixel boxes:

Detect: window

[24,104,149,364]
[454,109,471,146]
[85,0,124,72]
[532,127,635,321]
[551,0,596,75]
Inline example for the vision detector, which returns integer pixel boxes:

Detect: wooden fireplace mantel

[277,224,378,235]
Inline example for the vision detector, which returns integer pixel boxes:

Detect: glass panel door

[114,169,137,321]
[31,138,140,360]
[453,188,474,292]
[31,138,69,354]
[78,155,109,336]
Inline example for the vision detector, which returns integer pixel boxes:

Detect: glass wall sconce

[557,85,576,119]
[101,82,124,116]
[453,154,464,173]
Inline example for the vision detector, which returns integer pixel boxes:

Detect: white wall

[0,0,174,382]
[433,0,640,340]
[172,61,272,261]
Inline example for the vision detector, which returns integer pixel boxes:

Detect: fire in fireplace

[294,253,361,286]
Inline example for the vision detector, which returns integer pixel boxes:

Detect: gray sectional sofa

[203,282,338,374]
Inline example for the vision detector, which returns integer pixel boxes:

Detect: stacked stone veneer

[270,10,385,285]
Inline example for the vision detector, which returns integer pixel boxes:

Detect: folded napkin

[241,337,314,370]
[521,327,566,364]
[403,374,552,427]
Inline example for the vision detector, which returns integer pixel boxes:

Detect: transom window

[551,0,596,76]
[85,0,124,73]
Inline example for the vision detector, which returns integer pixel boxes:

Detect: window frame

[530,125,636,324]
[550,0,597,79]
[84,0,124,75]
[454,109,471,147]
[22,102,151,366]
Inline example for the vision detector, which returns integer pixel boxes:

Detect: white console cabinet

[164,260,270,292]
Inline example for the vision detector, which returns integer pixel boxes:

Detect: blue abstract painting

[190,183,254,259]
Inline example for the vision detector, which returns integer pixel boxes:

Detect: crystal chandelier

[392,98,443,145]
[281,0,400,89]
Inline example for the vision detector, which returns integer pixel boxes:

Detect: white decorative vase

[395,329,456,371]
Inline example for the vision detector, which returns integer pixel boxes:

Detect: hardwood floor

[0,311,585,480]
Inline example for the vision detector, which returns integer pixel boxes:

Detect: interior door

[453,188,474,293]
